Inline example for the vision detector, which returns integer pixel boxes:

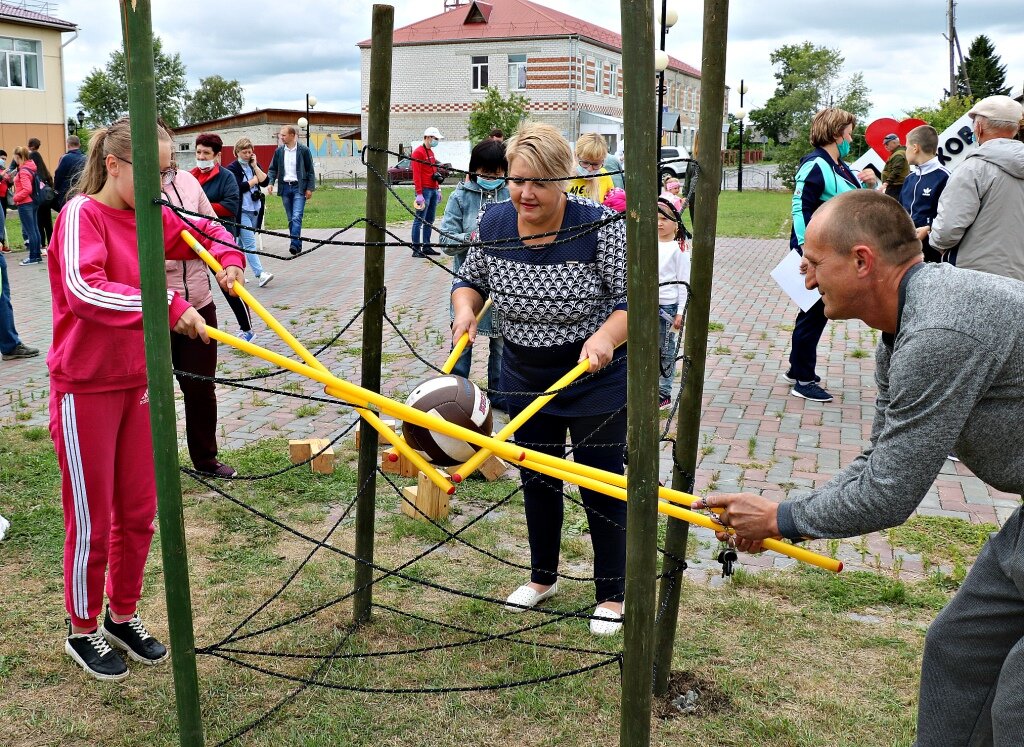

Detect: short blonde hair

[575,133,608,163]
[234,137,254,155]
[906,125,938,154]
[504,122,574,190]
[809,108,856,148]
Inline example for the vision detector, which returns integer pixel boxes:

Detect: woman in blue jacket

[439,138,510,409]
[785,108,877,403]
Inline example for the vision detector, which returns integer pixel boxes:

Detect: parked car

[387,157,452,186]
[659,145,694,183]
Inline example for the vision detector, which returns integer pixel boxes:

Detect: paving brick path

[2,225,1017,581]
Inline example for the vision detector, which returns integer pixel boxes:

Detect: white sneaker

[589,605,623,636]
[257,272,274,288]
[504,582,558,612]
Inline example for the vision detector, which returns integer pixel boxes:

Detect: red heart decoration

[864,118,928,160]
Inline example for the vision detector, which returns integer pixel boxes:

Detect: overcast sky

[54,0,1024,124]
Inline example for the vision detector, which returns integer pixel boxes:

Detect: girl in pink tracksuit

[47,118,245,681]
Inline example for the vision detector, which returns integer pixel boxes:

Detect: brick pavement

[2,227,1017,580]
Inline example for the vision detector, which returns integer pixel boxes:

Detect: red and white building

[358,0,717,161]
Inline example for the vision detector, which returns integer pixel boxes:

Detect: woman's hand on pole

[173,306,209,343]
[216,266,245,297]
[451,288,483,345]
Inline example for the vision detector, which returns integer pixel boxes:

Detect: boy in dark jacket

[899,125,950,263]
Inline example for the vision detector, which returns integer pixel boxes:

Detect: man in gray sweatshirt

[927,95,1024,281]
[694,189,1024,746]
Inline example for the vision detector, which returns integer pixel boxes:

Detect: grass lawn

[2,189,789,254]
[0,424,981,747]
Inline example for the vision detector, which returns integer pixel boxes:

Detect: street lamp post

[736,80,748,192]
[305,93,317,150]
[655,0,678,191]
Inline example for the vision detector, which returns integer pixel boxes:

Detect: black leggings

[512,407,627,604]
[219,285,251,332]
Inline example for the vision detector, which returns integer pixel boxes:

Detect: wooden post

[619,1,661,745]
[652,0,731,696]
[400,469,451,522]
[119,1,204,743]
[353,4,394,624]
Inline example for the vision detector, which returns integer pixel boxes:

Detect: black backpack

[31,169,55,206]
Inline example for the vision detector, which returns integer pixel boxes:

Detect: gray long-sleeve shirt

[777,263,1024,540]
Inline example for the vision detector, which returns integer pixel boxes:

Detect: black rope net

[162,151,697,744]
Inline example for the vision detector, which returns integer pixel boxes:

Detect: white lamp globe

[297,116,309,129]
[654,50,670,72]
[307,94,318,108]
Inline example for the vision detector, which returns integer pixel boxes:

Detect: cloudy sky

[53,0,1023,122]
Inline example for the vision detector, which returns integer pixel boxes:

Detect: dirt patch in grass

[653,670,732,719]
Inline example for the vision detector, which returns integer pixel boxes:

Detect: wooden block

[477,454,509,481]
[400,469,450,521]
[309,438,334,474]
[381,449,420,477]
[289,439,315,464]
[354,417,398,448]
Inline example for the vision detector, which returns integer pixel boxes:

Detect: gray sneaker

[2,343,40,361]
[257,272,274,288]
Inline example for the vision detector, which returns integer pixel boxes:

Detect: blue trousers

[0,252,24,354]
[279,183,306,254]
[411,188,440,251]
[18,203,41,261]
[787,298,828,382]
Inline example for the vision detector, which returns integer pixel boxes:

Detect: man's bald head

[810,190,922,265]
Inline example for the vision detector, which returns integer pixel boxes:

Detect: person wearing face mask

[567,133,615,205]
[783,108,878,403]
[411,126,445,258]
[439,138,511,409]
[191,133,254,343]
[928,95,1024,281]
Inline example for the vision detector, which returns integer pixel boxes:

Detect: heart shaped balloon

[864,118,928,159]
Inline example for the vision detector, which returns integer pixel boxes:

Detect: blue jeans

[411,188,440,251]
[239,211,264,277]
[658,303,678,399]
[279,183,306,254]
[0,202,7,244]
[0,253,23,354]
[18,203,41,261]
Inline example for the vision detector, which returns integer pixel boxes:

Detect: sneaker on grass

[790,381,833,402]
[65,628,129,681]
[101,609,168,665]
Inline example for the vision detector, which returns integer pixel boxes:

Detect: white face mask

[195,158,215,171]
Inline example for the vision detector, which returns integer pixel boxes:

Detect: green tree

[750,43,871,187]
[906,95,975,134]
[183,75,245,125]
[467,87,530,144]
[76,35,189,127]
[956,35,1011,99]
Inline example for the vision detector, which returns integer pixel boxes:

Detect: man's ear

[852,244,874,276]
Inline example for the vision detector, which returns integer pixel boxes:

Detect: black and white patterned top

[453,193,628,416]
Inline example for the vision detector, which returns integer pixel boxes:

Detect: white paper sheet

[770,249,821,312]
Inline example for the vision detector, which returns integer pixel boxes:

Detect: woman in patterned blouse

[451,122,628,635]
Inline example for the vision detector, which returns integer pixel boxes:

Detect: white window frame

[471,55,489,92]
[0,36,43,90]
[507,54,527,91]
[608,62,618,97]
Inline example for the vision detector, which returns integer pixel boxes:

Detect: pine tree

[956,35,1011,99]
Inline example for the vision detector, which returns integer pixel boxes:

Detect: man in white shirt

[267,125,316,256]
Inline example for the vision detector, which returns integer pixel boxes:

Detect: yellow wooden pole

[441,298,493,374]
[182,231,455,494]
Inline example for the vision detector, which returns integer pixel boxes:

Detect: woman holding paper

[784,108,877,402]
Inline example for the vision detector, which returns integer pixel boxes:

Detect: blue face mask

[577,165,591,177]
[836,139,851,159]
[428,138,439,148]
[477,177,505,191]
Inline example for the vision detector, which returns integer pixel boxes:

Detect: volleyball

[402,375,493,466]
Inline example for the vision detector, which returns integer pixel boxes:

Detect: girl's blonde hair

[575,133,608,200]
[504,122,574,192]
[12,145,30,163]
[74,118,172,197]
[234,137,254,155]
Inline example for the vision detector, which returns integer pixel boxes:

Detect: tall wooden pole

[119,1,204,743]
[652,0,730,696]
[618,1,660,745]
[353,4,394,623]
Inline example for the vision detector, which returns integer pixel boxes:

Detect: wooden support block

[477,454,509,481]
[354,417,398,448]
[381,448,420,477]
[400,469,450,522]
[288,438,334,474]
[309,438,334,474]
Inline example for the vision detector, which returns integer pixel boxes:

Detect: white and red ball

[402,375,493,466]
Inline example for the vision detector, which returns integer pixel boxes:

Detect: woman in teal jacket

[439,138,510,410]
